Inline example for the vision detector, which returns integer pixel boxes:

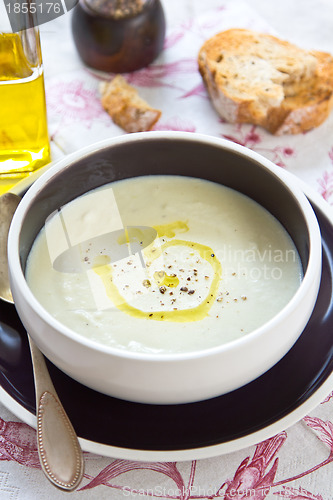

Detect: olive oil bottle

[0,31,50,189]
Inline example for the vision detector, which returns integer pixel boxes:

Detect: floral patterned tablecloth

[1,0,333,498]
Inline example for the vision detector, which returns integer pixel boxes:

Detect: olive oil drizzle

[153,220,189,238]
[153,270,180,288]
[93,221,222,322]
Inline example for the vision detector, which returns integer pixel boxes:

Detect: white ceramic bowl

[7,132,322,404]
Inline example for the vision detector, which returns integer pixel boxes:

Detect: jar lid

[83,0,150,19]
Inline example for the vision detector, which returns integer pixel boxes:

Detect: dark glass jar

[71,0,166,73]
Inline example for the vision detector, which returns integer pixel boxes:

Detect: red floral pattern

[1,399,333,496]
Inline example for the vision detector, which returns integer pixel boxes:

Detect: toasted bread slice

[198,29,333,134]
[100,75,161,133]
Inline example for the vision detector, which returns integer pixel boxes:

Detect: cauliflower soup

[25,175,302,354]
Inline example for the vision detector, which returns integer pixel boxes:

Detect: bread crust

[198,29,333,134]
[100,75,161,133]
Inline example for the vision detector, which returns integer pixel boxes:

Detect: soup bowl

[7,131,322,404]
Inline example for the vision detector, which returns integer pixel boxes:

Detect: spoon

[0,192,84,491]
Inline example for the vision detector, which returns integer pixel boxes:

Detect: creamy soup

[26,175,302,354]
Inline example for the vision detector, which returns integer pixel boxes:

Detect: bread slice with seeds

[198,28,333,135]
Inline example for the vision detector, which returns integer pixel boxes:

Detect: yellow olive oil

[93,221,222,322]
[0,33,50,181]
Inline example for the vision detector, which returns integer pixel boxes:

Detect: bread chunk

[100,75,161,133]
[198,29,333,134]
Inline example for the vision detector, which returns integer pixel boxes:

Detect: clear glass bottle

[71,0,166,73]
[0,0,51,193]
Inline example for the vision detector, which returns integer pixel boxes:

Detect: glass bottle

[71,0,166,73]
[0,0,51,193]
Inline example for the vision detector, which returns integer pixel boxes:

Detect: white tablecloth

[1,0,333,498]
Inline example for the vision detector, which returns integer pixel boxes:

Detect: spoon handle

[28,335,84,491]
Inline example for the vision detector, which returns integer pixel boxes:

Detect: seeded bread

[198,29,333,135]
[100,75,161,133]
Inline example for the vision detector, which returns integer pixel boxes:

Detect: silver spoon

[0,192,84,491]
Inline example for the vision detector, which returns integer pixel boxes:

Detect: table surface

[1,0,333,498]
